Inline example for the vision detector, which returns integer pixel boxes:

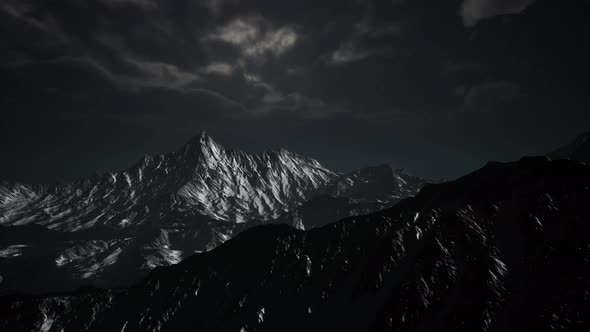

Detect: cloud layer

[1,0,589,183]
[460,0,537,26]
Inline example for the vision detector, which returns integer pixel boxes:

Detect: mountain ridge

[0,131,337,229]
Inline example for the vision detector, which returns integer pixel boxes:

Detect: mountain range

[1,156,588,332]
[0,131,426,294]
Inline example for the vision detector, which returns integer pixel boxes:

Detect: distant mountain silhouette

[548,132,590,163]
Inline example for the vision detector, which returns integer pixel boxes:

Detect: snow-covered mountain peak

[174,132,338,222]
[195,130,217,148]
[180,130,222,156]
[199,129,209,140]
[1,131,338,230]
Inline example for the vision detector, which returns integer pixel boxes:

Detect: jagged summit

[179,131,323,171]
[181,130,220,153]
[1,131,337,230]
[199,129,208,140]
[196,130,216,147]
[184,129,210,142]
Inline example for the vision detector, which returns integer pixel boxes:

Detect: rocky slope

[2,157,588,332]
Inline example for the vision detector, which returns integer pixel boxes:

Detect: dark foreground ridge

[1,157,589,332]
[548,132,590,163]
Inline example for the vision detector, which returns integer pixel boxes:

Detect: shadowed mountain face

[274,165,428,230]
[2,157,588,332]
[548,132,590,163]
[326,164,426,203]
[0,133,426,294]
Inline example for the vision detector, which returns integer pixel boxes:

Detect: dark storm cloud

[203,15,299,61]
[0,0,206,90]
[460,0,537,27]
[326,20,400,65]
[98,0,159,10]
[1,0,589,183]
[0,0,357,120]
[1,0,418,120]
[257,91,347,119]
[0,0,576,120]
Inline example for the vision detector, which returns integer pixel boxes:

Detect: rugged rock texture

[2,157,588,332]
[0,131,336,229]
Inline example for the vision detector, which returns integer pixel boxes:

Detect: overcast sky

[1,0,588,183]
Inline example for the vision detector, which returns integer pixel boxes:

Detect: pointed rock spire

[184,130,217,150]
[196,130,218,148]
[199,130,209,142]
[180,130,225,162]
